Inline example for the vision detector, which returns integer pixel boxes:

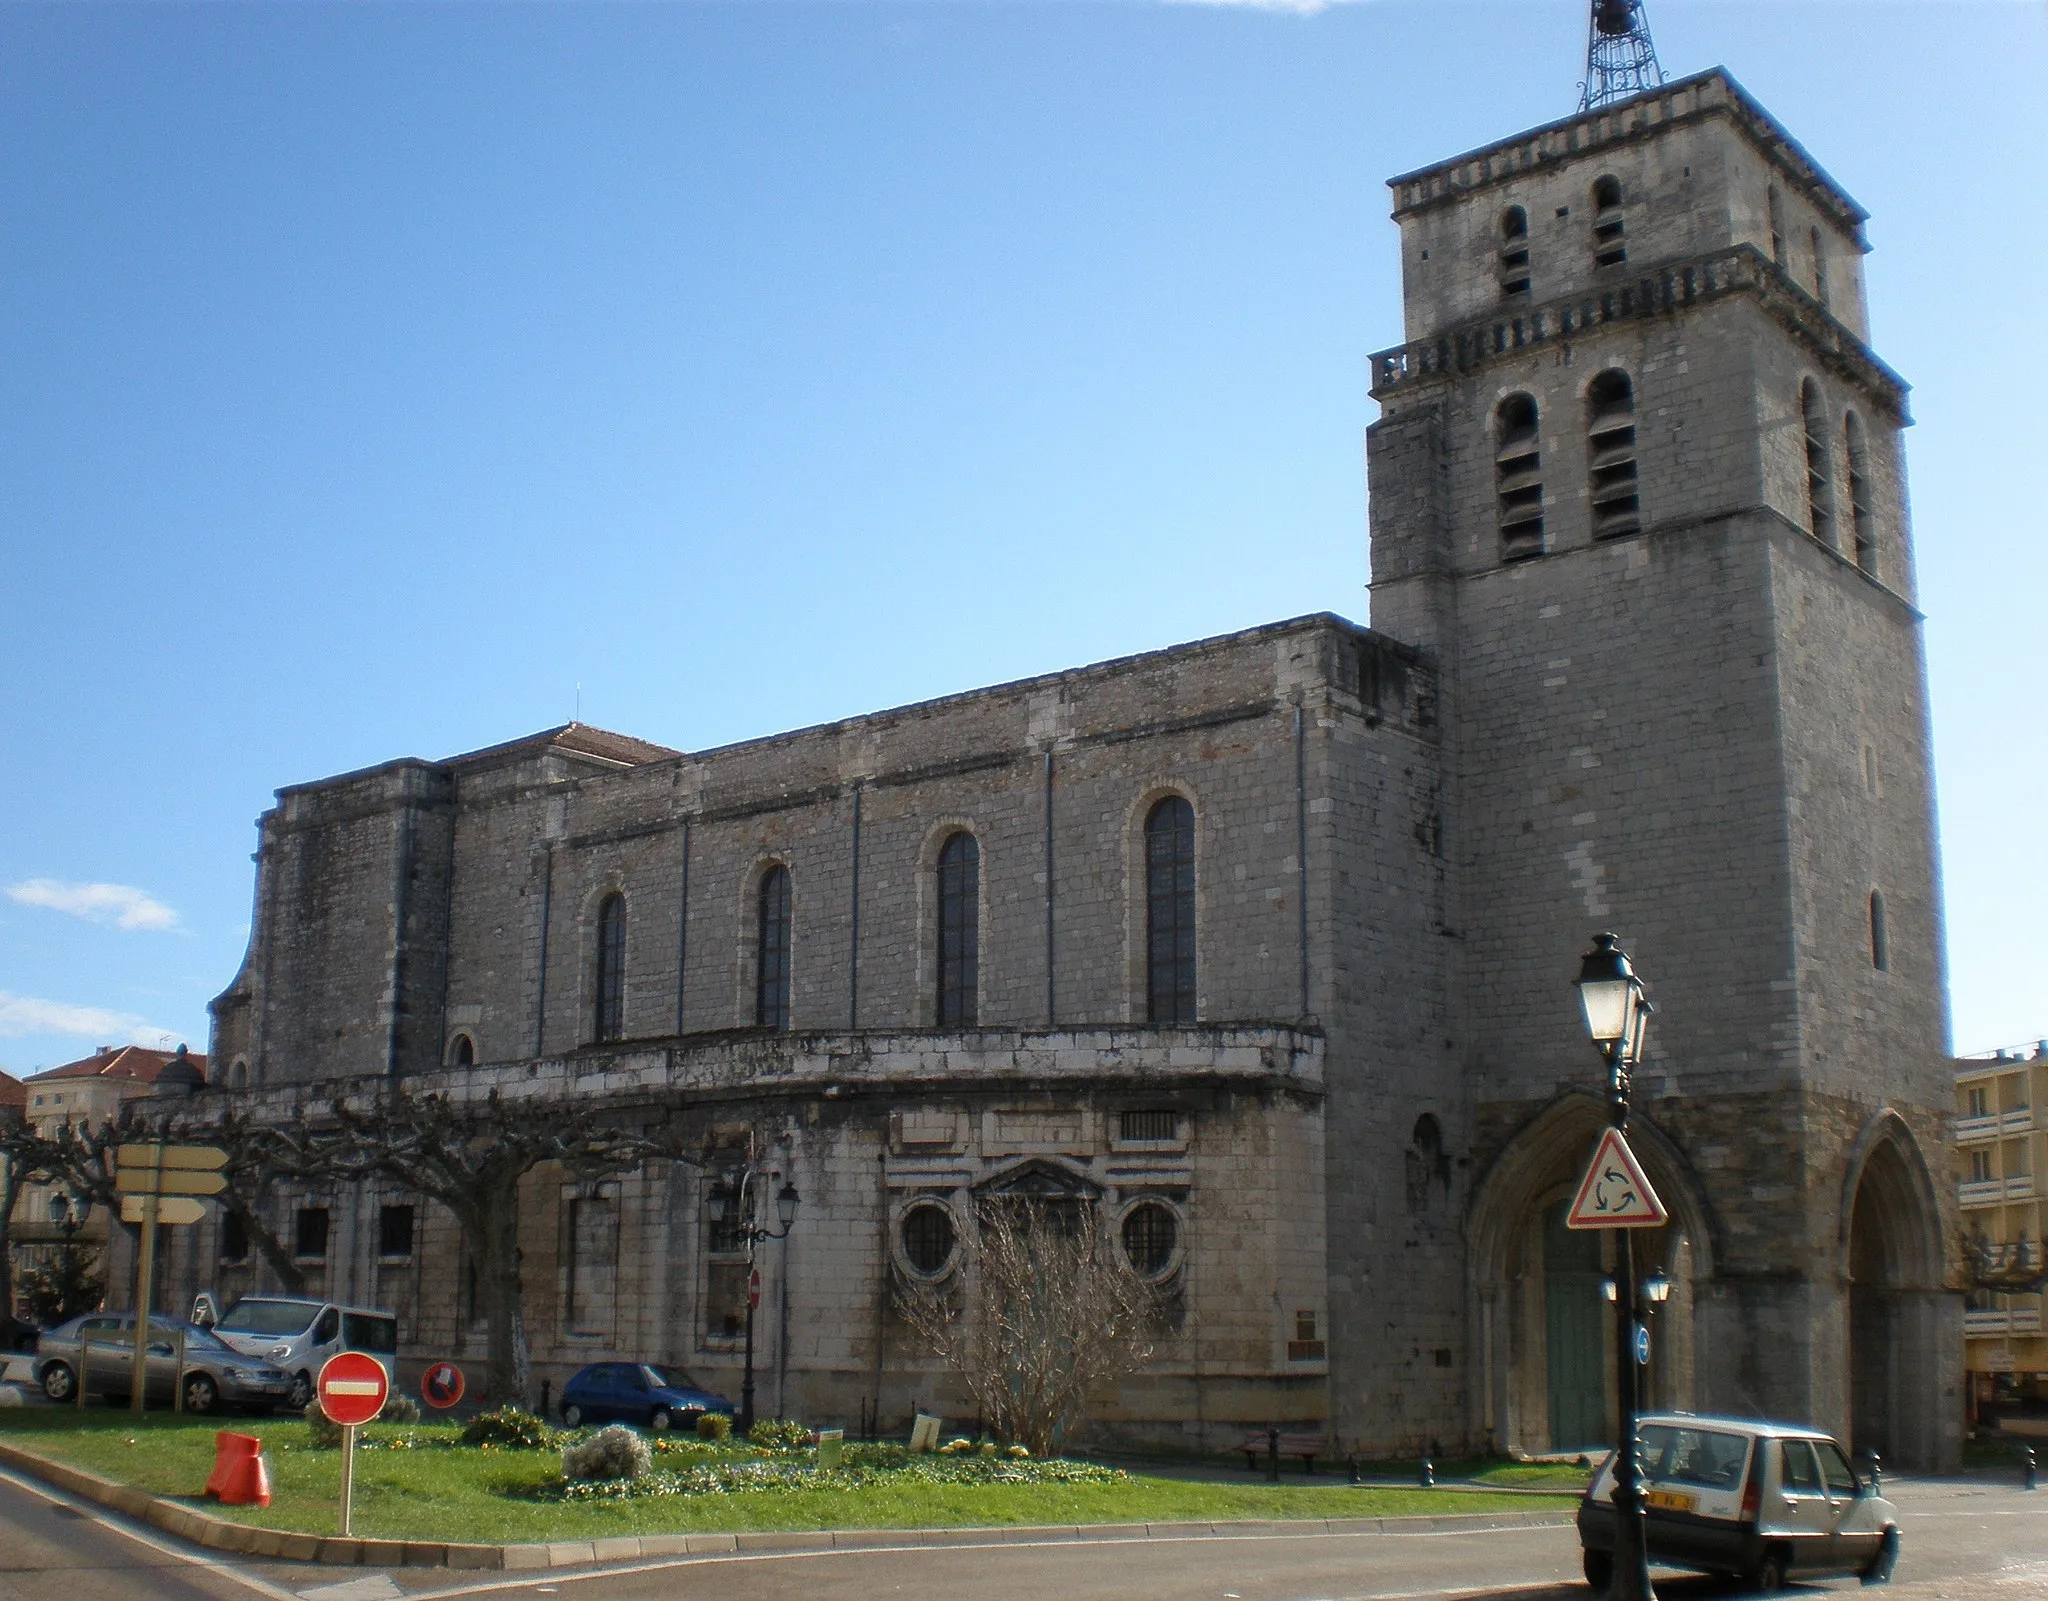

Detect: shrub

[305,1399,343,1449]
[461,1406,560,1449]
[562,1423,652,1483]
[695,1411,732,1442]
[747,1417,811,1451]
[379,1394,422,1424]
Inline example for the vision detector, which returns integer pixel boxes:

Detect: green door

[1545,1203,1607,1451]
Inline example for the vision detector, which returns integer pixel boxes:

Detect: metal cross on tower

[1579,0,1665,111]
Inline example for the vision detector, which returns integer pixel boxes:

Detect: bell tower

[1363,71,1961,1467]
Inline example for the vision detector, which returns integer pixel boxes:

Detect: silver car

[35,1314,294,1414]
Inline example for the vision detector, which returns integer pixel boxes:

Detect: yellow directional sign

[116,1167,228,1197]
[121,1195,207,1226]
[116,1143,228,1172]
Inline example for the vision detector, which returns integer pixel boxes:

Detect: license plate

[1645,1489,1697,1513]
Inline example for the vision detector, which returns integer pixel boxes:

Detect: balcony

[2006,1107,2036,1136]
[1957,1114,2000,1144]
[1961,1179,2007,1209]
[2010,1175,2036,1202]
[1966,1310,2013,1336]
[2015,1308,2044,1335]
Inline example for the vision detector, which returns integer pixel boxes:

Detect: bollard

[1267,1426,1280,1483]
[1419,1456,1435,1488]
[1861,1449,1883,1493]
[2026,1448,2038,1492]
[541,1378,552,1419]
[1348,1453,1360,1486]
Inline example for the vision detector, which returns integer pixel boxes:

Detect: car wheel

[650,1407,673,1433]
[287,1371,313,1411]
[1861,1527,1900,1586]
[41,1362,75,1403]
[1581,1547,1613,1591]
[1749,1547,1789,1594]
[563,1403,584,1428]
[183,1374,218,1414]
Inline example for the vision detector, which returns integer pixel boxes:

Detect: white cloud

[7,877,182,932]
[0,991,178,1047]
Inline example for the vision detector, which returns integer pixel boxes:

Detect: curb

[0,1438,1573,1571]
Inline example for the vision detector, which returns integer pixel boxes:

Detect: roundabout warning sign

[1565,1127,1668,1230]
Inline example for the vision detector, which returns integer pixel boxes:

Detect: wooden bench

[1240,1431,1326,1474]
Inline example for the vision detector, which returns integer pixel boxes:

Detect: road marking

[0,1464,300,1601]
[298,1580,405,1601]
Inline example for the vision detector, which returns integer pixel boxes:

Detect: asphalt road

[5,1463,2048,1601]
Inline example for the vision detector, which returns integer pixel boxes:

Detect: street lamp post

[1576,931,1658,1601]
[706,1165,800,1436]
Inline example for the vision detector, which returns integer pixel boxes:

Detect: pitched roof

[447,722,680,770]
[27,1043,208,1085]
[0,1070,25,1110]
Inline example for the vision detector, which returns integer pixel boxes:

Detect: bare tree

[328,1087,689,1410]
[0,1110,71,1330]
[897,1197,1156,1456]
[177,1105,335,1298]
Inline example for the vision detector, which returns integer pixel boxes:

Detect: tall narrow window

[1145,796,1197,1023]
[1800,380,1835,548]
[1586,370,1641,539]
[448,1033,476,1068]
[1809,225,1830,309]
[1845,412,1877,576]
[1498,206,1531,296]
[593,892,626,1042]
[1495,394,1544,560]
[1869,890,1889,972]
[755,866,792,1030]
[936,832,980,1026]
[1591,176,1626,267]
[1767,186,1786,265]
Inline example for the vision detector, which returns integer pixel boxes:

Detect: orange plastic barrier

[204,1431,271,1507]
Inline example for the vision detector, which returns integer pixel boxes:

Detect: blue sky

[1,1,2041,1073]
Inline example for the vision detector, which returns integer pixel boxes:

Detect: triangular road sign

[1565,1127,1669,1230]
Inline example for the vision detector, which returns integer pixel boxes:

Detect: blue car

[559,1361,734,1431]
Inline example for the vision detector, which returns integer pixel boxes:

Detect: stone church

[190,67,1961,1468]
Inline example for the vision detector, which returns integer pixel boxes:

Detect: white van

[212,1296,398,1410]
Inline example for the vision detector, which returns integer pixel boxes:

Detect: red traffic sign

[1565,1127,1670,1230]
[421,1361,465,1410]
[316,1352,389,1427]
[748,1266,761,1309]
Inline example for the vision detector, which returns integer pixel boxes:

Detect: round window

[1121,1202,1178,1278]
[901,1203,956,1276]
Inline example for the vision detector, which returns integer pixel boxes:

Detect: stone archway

[1840,1111,1954,1470]
[1466,1093,1717,1456]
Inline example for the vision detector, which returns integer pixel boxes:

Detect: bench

[1240,1431,1326,1475]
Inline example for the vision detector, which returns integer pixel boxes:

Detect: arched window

[1869,890,1889,972]
[936,832,980,1027]
[1767,186,1786,265]
[1591,176,1626,267]
[755,866,792,1030]
[1845,412,1877,576]
[1498,206,1531,297]
[1586,370,1641,539]
[229,1060,249,1090]
[1800,380,1835,547]
[593,892,626,1043]
[448,1033,476,1069]
[900,1203,956,1277]
[1145,796,1197,1023]
[1495,394,1544,560]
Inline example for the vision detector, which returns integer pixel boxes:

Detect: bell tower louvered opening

[1495,393,1544,560]
[1498,206,1532,297]
[1591,176,1627,267]
[1845,411,1877,577]
[1801,380,1836,548]
[1586,369,1641,539]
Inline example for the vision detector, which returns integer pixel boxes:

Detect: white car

[1577,1413,1899,1592]
[211,1296,397,1410]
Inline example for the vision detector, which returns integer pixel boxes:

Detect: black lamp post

[707,1165,800,1436]
[1576,931,1657,1601]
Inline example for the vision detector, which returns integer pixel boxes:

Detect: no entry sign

[317,1352,388,1427]
[421,1361,465,1410]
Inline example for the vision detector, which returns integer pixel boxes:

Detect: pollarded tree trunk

[474,1184,533,1412]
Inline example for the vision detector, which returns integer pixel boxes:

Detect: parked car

[210,1296,398,1410]
[559,1362,734,1431]
[1577,1412,1900,1592]
[34,1314,293,1414]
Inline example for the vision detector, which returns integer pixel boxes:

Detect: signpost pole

[339,1423,357,1536]
[130,1144,164,1417]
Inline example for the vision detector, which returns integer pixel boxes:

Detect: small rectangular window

[1119,1109,1179,1143]
[219,1210,250,1264]
[1968,1087,1989,1119]
[705,1261,750,1342]
[294,1206,329,1262]
[1970,1150,1993,1183]
[377,1203,415,1260]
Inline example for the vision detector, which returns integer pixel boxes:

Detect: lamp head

[706,1182,730,1224]
[775,1180,800,1229]
[1576,932,1652,1062]
[1643,1266,1672,1305]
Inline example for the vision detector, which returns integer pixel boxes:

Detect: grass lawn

[0,1413,1576,1544]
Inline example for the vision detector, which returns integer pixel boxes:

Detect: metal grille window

[1121,1203,1178,1278]
[755,866,792,1030]
[1586,370,1641,539]
[1591,175,1626,266]
[1845,412,1877,576]
[593,892,626,1043]
[936,832,980,1026]
[1145,796,1197,1023]
[1497,206,1531,296]
[1495,394,1544,561]
[901,1204,956,1276]
[1801,380,1835,547]
[1119,1109,1178,1143]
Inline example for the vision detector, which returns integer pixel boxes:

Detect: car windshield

[642,1365,700,1391]
[1639,1425,1750,1490]
[217,1301,319,1337]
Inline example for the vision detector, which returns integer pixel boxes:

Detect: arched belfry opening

[1467,1094,1711,1456]
[1841,1113,1951,1468]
